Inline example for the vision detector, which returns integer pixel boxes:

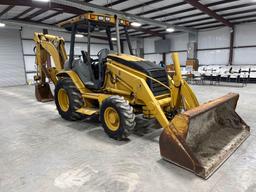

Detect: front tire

[100,96,136,140]
[55,77,84,121]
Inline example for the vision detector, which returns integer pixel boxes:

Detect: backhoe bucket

[159,93,250,179]
[35,83,54,102]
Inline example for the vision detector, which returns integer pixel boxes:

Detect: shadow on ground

[55,113,163,145]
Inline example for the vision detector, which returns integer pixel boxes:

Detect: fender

[56,71,92,94]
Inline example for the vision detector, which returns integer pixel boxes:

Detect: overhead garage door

[0,28,26,87]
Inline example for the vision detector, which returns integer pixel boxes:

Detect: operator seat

[72,51,96,89]
[71,49,111,90]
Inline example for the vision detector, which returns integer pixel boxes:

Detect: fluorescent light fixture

[111,37,117,41]
[166,27,175,33]
[131,22,142,27]
[0,23,5,27]
[33,0,50,2]
[75,34,84,38]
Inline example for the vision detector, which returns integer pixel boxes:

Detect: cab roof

[57,13,130,33]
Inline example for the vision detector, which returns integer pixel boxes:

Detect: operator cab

[64,48,111,90]
[59,13,132,90]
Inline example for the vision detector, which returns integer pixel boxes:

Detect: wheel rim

[58,88,69,112]
[104,107,120,131]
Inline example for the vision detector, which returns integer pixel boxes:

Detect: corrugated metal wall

[234,23,256,65]
[198,27,230,65]
[0,28,26,87]
[143,23,256,66]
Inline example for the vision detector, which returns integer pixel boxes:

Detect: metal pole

[162,36,166,64]
[162,53,166,65]
[87,21,91,58]
[69,24,77,68]
[120,40,124,54]
[115,15,121,55]
[106,26,114,51]
[229,27,235,65]
[124,26,133,55]
[86,21,95,82]
[19,29,28,84]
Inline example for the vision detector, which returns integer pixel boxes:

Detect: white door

[0,28,26,86]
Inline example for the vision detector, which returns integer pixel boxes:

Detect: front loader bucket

[159,93,250,179]
[35,83,54,102]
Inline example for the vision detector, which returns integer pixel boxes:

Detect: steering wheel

[97,49,110,61]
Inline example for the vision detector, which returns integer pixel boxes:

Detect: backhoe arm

[34,33,67,85]
[33,32,68,102]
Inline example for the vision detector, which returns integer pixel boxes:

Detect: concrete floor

[0,84,255,192]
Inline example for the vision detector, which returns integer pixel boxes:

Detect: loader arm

[107,62,170,129]
[107,52,200,131]
[171,53,199,110]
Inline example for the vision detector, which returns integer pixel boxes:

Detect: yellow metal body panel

[76,107,99,115]
[57,71,91,93]
[108,53,145,62]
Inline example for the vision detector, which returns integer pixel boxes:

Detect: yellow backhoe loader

[33,13,250,179]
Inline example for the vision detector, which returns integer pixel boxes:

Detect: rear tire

[55,77,84,121]
[100,96,136,140]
